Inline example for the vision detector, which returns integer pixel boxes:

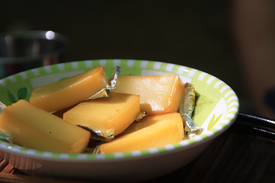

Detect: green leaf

[207,114,223,130]
[193,94,213,117]
[7,90,17,103]
[17,87,28,100]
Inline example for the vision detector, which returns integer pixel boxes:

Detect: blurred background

[1,0,274,118]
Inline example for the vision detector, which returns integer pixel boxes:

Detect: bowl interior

[0,59,239,161]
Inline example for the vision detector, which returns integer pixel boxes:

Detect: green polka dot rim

[0,59,239,160]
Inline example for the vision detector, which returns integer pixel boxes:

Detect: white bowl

[0,59,239,182]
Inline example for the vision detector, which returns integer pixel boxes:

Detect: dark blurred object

[231,0,275,119]
[232,113,275,140]
[0,30,69,78]
[265,87,275,115]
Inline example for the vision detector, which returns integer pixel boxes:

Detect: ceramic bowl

[0,59,239,182]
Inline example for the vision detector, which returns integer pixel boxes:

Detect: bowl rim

[0,59,240,162]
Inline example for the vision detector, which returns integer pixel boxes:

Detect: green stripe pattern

[0,59,239,160]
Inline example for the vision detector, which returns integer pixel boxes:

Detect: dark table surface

[0,119,275,183]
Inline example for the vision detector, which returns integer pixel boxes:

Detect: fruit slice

[98,113,184,153]
[120,112,184,135]
[63,92,140,137]
[112,74,185,115]
[29,65,108,112]
[0,100,91,153]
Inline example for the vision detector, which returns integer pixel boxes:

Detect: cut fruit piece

[98,113,184,153]
[63,92,140,137]
[112,74,185,115]
[0,100,91,153]
[120,112,184,136]
[29,65,108,112]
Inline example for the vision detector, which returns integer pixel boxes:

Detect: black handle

[231,113,275,140]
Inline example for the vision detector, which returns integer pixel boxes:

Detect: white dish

[0,59,239,182]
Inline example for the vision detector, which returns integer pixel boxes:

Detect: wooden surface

[1,123,275,183]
